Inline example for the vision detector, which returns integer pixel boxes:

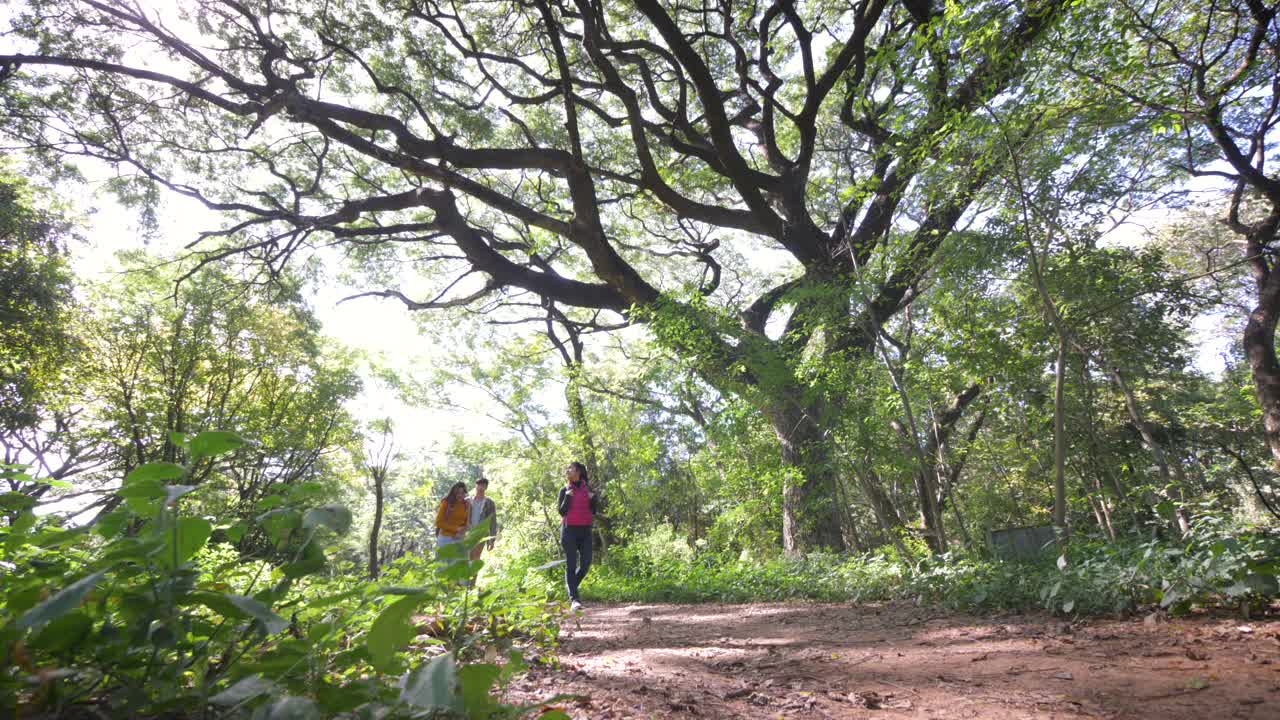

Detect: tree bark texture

[771,405,844,555]
[368,467,385,579]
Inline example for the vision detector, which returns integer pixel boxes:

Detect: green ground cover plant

[583,523,1279,617]
[0,431,568,720]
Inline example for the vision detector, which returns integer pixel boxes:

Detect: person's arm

[434,500,446,536]
[488,499,499,549]
[557,487,570,516]
[456,499,470,538]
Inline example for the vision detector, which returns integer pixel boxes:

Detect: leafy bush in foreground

[0,431,566,719]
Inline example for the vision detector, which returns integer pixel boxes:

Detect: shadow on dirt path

[504,601,1280,719]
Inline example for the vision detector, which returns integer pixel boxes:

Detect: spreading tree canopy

[0,0,1072,551]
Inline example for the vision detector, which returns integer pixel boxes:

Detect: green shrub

[0,431,568,719]
[586,522,1279,616]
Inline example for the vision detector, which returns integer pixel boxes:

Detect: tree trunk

[1245,229,1280,470]
[368,467,385,579]
[1108,365,1191,536]
[563,363,612,553]
[772,405,844,555]
[1052,337,1068,543]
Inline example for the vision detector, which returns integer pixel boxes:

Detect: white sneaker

[570,599,583,611]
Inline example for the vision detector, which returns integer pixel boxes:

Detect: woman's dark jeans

[561,524,592,601]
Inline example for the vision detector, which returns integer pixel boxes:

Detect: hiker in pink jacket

[557,461,599,610]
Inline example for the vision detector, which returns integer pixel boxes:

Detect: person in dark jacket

[557,461,598,610]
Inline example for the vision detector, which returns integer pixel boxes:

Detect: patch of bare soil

[503,602,1280,719]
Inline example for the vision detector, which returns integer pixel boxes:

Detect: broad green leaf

[163,517,213,568]
[35,525,89,549]
[437,559,480,583]
[367,594,423,670]
[190,431,244,460]
[258,695,320,720]
[458,662,502,716]
[436,542,467,562]
[4,511,36,551]
[225,594,288,635]
[94,509,130,539]
[29,611,93,653]
[117,479,166,499]
[186,591,247,619]
[210,675,276,706]
[0,492,36,512]
[302,504,352,535]
[463,519,493,548]
[125,462,185,484]
[16,569,108,631]
[225,520,249,543]
[400,653,458,710]
[283,539,326,578]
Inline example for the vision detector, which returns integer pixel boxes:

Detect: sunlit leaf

[400,653,458,710]
[367,594,423,670]
[16,569,108,631]
[224,594,288,635]
[189,431,245,460]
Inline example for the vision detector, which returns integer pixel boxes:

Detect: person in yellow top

[435,482,470,555]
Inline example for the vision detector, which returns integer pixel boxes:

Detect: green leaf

[436,541,468,562]
[186,591,247,619]
[283,539,326,578]
[225,520,248,543]
[16,569,108,631]
[462,519,493,548]
[1227,573,1279,598]
[29,611,93,653]
[437,559,481,583]
[400,653,458,710]
[95,510,130,539]
[0,492,37,512]
[225,594,288,635]
[164,517,213,568]
[458,662,502,715]
[4,511,36,551]
[257,695,320,720]
[125,462,186,484]
[118,479,166,500]
[190,431,244,460]
[35,525,90,549]
[209,675,276,706]
[367,594,424,670]
[302,504,352,535]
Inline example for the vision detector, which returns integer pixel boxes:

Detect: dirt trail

[505,602,1280,719]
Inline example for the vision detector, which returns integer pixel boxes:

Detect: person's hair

[568,461,589,486]
[476,477,489,487]
[444,481,467,507]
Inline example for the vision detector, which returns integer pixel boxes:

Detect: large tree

[1067,0,1280,468]
[0,0,1068,552]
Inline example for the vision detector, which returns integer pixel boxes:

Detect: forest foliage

[0,0,1279,717]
